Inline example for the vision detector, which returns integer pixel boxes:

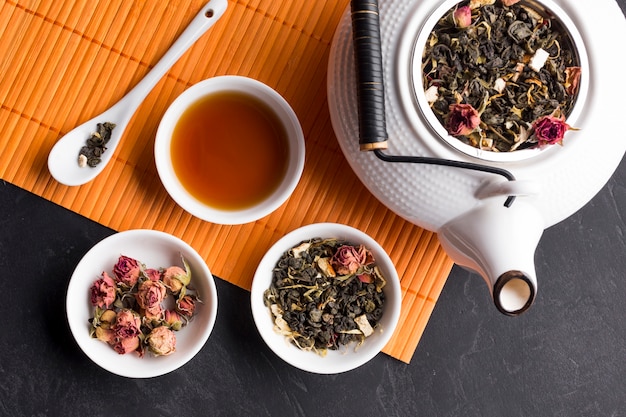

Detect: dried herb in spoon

[263,238,387,356]
[78,122,116,168]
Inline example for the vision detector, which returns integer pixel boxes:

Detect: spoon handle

[119,0,228,110]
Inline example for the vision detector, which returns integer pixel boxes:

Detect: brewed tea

[171,91,289,211]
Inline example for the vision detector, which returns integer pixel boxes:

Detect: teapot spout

[437,198,544,316]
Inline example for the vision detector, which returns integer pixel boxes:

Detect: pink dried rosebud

[113,335,140,355]
[144,268,161,282]
[162,265,190,294]
[176,295,196,317]
[358,273,373,284]
[135,280,166,318]
[113,255,142,287]
[164,310,184,331]
[446,103,480,136]
[501,0,521,6]
[111,309,142,355]
[146,326,176,356]
[89,272,116,308]
[532,114,572,146]
[330,245,373,275]
[114,309,142,339]
[453,6,472,28]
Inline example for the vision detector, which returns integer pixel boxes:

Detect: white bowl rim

[250,222,402,374]
[154,75,305,225]
[66,229,218,378]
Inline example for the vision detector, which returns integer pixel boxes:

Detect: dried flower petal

[564,67,582,95]
[446,104,480,136]
[453,6,472,28]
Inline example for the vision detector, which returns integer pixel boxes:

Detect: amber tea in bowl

[155,76,305,224]
[413,0,589,162]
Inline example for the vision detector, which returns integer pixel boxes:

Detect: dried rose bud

[358,274,373,284]
[164,310,184,331]
[89,272,116,308]
[453,6,472,28]
[501,0,521,6]
[162,265,190,294]
[135,280,166,318]
[176,295,196,317]
[113,255,142,287]
[146,326,176,356]
[532,114,572,146]
[114,309,142,339]
[111,309,142,355]
[330,245,373,275]
[446,103,480,136]
[144,268,161,282]
[113,335,140,355]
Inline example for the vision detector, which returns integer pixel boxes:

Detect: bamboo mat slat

[0,0,454,364]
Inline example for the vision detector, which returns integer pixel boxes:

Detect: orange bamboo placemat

[0,0,454,363]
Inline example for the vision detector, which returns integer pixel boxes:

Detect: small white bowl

[66,229,218,378]
[154,75,305,225]
[250,223,402,374]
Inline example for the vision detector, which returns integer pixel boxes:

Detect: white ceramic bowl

[66,229,218,378]
[250,223,402,374]
[154,75,305,225]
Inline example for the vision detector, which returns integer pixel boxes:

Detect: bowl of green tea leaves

[250,223,402,374]
[419,0,587,160]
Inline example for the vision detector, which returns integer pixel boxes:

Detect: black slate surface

[3,149,626,416]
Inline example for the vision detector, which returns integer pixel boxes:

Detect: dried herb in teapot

[263,238,387,356]
[78,122,116,168]
[422,0,581,152]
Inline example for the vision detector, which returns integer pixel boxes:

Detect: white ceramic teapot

[328,0,626,315]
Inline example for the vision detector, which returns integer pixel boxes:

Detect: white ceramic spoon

[47,0,227,186]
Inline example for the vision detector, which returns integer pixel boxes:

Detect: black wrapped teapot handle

[349,0,517,207]
[350,0,388,151]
